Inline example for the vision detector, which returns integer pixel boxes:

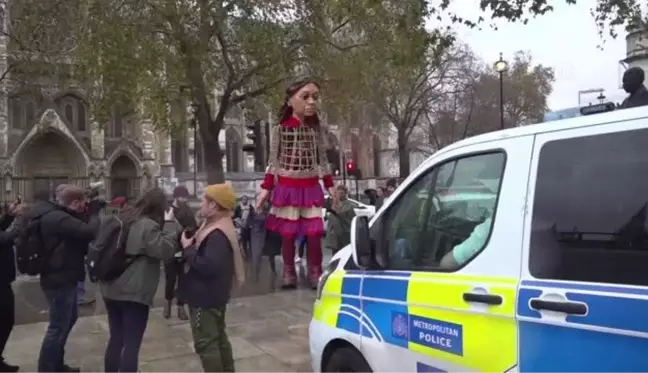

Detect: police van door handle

[462,292,503,305]
[529,299,587,315]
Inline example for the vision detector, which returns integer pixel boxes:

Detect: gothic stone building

[0,80,386,203]
[1,84,252,202]
[2,88,158,202]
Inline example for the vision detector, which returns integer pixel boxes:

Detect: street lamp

[494,52,509,129]
[189,101,200,197]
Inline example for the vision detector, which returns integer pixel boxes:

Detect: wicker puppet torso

[267,122,330,179]
[262,117,333,237]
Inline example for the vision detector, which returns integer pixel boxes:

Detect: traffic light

[346,160,356,177]
[242,120,264,171]
[242,121,258,152]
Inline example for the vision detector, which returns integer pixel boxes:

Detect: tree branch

[230,77,286,104]
[214,24,235,86]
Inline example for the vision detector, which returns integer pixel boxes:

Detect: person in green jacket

[324,185,357,254]
[100,188,181,373]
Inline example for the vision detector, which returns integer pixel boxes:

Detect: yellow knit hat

[204,183,237,210]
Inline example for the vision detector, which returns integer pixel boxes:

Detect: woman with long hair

[100,188,181,372]
[256,78,338,289]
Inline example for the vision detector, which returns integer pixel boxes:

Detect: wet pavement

[14,253,331,325]
[6,289,317,372]
[6,251,333,372]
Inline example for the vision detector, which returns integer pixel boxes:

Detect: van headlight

[316,259,340,300]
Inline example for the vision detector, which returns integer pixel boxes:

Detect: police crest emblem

[391,312,408,339]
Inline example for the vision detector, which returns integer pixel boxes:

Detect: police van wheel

[325,347,372,372]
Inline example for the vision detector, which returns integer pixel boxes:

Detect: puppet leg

[281,235,297,289]
[306,234,323,289]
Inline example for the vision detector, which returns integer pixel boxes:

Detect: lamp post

[190,101,200,197]
[494,52,509,129]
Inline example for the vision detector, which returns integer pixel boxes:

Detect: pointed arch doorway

[110,155,140,200]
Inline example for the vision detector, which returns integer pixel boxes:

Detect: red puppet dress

[261,116,333,287]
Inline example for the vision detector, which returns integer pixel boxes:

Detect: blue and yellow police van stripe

[314,270,518,372]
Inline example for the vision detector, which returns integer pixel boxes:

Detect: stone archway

[109,154,139,200]
[14,130,87,200]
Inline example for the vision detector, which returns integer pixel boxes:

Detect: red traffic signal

[346,160,356,175]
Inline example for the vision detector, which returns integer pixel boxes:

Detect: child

[249,200,281,282]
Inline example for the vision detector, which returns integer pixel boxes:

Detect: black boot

[59,364,80,372]
[0,359,19,372]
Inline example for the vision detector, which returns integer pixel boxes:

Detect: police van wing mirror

[351,215,372,268]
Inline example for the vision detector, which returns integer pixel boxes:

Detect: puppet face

[289,83,319,118]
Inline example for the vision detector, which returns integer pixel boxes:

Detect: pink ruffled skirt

[265,183,325,237]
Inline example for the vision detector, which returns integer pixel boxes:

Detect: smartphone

[184,227,197,238]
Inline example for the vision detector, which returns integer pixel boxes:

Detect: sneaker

[78,298,96,306]
[0,359,19,372]
[177,305,188,321]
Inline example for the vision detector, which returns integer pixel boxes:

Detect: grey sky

[431,1,628,111]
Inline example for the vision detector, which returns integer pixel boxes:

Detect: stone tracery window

[107,108,136,139]
[9,94,39,130]
[58,94,88,132]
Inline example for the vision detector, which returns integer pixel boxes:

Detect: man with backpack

[0,200,24,373]
[19,185,100,372]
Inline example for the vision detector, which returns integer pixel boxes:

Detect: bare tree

[416,44,482,154]
[421,49,555,154]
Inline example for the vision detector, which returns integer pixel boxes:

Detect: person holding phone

[179,183,245,372]
[163,186,197,320]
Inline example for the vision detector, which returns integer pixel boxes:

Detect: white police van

[310,102,648,372]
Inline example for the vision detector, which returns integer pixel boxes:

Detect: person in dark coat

[233,195,254,260]
[179,183,245,372]
[621,67,648,109]
[37,184,100,373]
[163,185,197,320]
[0,200,23,373]
[249,200,281,282]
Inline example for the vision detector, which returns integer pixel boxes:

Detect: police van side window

[530,128,648,287]
[381,152,505,271]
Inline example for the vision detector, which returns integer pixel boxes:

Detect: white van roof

[425,105,648,164]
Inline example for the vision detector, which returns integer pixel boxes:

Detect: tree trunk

[397,131,410,179]
[202,118,225,184]
[203,139,224,183]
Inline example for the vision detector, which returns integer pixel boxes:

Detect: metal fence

[2,177,91,203]
[0,176,145,203]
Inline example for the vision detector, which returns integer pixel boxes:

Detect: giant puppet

[256,79,338,289]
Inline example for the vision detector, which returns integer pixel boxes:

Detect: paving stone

[5,290,317,372]
[252,334,311,367]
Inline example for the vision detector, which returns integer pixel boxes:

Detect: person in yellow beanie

[178,183,244,372]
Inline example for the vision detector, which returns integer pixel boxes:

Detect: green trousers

[189,306,235,372]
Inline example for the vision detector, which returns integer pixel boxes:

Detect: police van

[309,103,648,372]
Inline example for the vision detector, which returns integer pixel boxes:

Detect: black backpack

[15,214,48,276]
[86,215,136,282]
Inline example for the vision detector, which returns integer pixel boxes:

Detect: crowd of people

[0,77,400,373]
[0,182,247,373]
